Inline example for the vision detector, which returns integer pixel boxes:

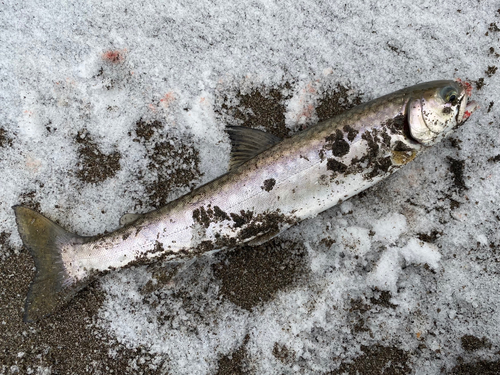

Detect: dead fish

[13,80,478,322]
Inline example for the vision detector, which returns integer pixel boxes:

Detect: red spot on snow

[160,92,176,109]
[160,92,175,103]
[463,111,472,120]
[455,78,473,96]
[103,50,125,63]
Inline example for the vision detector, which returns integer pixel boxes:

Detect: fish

[13,79,479,322]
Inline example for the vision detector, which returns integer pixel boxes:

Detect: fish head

[407,80,478,146]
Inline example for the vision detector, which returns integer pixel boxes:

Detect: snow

[1,0,500,373]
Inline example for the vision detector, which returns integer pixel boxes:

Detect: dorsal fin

[226,126,282,170]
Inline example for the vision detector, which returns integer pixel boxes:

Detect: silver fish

[14,80,478,322]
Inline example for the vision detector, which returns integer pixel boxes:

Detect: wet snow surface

[1,0,500,374]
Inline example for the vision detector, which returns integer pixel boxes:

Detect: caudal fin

[13,206,88,322]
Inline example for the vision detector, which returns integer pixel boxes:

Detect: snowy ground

[1,0,500,374]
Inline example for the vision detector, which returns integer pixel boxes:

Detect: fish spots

[213,206,230,221]
[237,210,297,242]
[75,130,121,184]
[261,178,276,192]
[442,106,452,114]
[327,158,348,174]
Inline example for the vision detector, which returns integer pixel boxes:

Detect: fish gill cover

[0,0,499,374]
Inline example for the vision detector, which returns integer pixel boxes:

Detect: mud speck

[451,358,500,375]
[217,86,291,138]
[18,190,41,212]
[130,119,201,208]
[0,250,139,374]
[261,178,276,192]
[213,239,307,310]
[475,78,485,90]
[75,130,121,184]
[370,289,397,309]
[487,101,494,113]
[272,342,295,364]
[0,127,13,148]
[485,66,497,77]
[216,334,250,375]
[417,230,442,243]
[461,335,492,352]
[488,22,500,33]
[488,154,500,163]
[316,84,363,121]
[446,157,467,191]
[329,345,411,375]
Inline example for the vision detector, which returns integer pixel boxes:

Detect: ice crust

[1,0,500,373]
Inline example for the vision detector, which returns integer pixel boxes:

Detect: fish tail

[13,205,87,322]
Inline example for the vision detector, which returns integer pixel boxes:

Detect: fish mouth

[455,79,479,124]
[457,97,479,124]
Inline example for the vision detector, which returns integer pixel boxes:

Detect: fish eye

[440,86,458,104]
